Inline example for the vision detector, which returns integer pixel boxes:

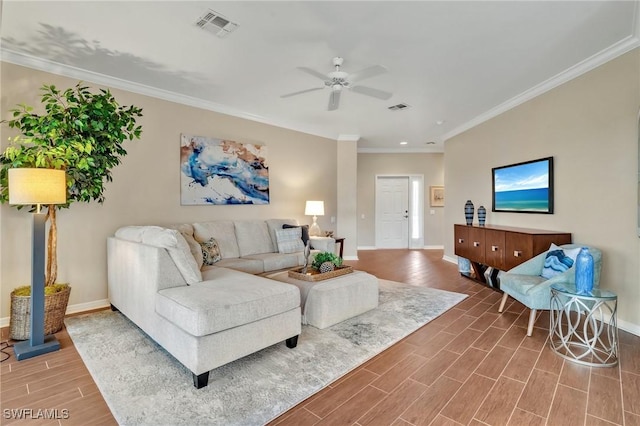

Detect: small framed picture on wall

[430,186,444,207]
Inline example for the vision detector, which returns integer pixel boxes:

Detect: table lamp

[9,168,67,360]
[305,200,324,237]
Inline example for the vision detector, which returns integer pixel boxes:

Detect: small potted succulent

[311,251,343,273]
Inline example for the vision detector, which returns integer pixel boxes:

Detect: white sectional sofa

[107,219,335,388]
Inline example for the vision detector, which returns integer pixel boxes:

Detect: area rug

[65,280,466,426]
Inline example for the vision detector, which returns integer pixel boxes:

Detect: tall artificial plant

[0,83,143,287]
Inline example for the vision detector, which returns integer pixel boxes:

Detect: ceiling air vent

[388,103,410,111]
[196,9,239,38]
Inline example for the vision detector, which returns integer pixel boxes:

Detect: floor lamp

[9,168,67,361]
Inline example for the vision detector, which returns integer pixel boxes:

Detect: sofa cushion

[115,226,202,284]
[266,219,298,250]
[200,238,222,265]
[234,221,274,256]
[204,258,265,274]
[166,223,204,267]
[275,227,305,254]
[155,268,300,337]
[244,252,301,271]
[193,221,240,259]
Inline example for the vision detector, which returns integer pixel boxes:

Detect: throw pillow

[200,238,222,266]
[541,244,581,279]
[275,227,305,254]
[283,224,309,245]
[115,226,202,285]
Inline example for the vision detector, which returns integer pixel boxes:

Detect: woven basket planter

[9,285,71,340]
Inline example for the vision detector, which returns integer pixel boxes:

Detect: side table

[334,237,345,258]
[549,283,618,367]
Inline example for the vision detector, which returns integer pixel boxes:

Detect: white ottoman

[268,270,379,329]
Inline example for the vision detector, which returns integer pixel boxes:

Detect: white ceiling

[1,1,639,152]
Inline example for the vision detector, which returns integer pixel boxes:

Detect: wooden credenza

[454,224,571,287]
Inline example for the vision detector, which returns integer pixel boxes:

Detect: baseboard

[619,319,640,337]
[343,255,359,261]
[442,255,457,264]
[0,299,110,328]
[357,246,377,251]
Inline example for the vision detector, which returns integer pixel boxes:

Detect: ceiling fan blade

[350,65,387,83]
[298,67,329,81]
[351,85,393,100]
[328,90,341,111]
[280,87,324,98]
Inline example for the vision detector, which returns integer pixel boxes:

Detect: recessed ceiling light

[436,120,445,125]
[400,141,408,145]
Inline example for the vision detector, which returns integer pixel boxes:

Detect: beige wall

[0,62,337,318]
[357,153,445,247]
[444,48,640,331]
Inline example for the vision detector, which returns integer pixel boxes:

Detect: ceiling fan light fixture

[281,56,392,111]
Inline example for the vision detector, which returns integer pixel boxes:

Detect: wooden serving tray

[288,265,353,282]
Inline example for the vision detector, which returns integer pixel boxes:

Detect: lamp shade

[8,168,67,205]
[305,200,325,216]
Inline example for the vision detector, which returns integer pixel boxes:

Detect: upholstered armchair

[498,244,602,336]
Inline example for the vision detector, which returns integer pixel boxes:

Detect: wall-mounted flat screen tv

[492,157,554,214]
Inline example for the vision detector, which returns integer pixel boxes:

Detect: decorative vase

[575,247,594,294]
[319,261,335,273]
[301,240,311,274]
[464,200,474,226]
[477,205,486,226]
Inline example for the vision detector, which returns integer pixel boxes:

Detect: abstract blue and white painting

[180,134,269,205]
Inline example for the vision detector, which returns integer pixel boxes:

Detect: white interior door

[376,177,409,248]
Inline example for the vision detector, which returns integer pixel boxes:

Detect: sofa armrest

[108,238,187,320]
[309,236,336,253]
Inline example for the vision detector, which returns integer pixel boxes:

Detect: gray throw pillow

[283,224,309,245]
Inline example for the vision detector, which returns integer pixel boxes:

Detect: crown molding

[442,34,640,142]
[0,49,340,142]
[357,147,443,154]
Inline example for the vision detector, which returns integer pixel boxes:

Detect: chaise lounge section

[107,219,334,388]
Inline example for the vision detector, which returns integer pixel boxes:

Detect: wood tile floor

[1,249,638,426]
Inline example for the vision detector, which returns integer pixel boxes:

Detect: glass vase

[575,247,594,294]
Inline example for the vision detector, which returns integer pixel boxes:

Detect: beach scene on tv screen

[494,160,550,211]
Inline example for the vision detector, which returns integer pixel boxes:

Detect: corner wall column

[337,134,359,260]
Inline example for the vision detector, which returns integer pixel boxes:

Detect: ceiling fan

[281,57,392,111]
